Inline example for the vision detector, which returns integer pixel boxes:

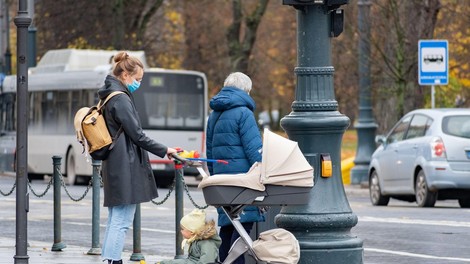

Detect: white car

[368,108,470,207]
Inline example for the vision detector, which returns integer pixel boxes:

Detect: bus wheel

[66,152,77,185]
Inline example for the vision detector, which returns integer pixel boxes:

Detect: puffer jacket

[159,221,222,264]
[98,75,168,207]
[206,87,264,226]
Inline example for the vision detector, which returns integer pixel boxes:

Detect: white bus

[0,49,208,186]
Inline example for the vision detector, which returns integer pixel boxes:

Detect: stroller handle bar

[170,153,228,166]
[187,158,229,164]
[170,153,197,166]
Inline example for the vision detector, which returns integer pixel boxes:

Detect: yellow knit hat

[180,209,206,233]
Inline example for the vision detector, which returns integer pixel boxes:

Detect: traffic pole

[14,0,31,262]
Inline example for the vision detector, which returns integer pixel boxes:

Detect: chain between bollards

[0,180,16,196]
[58,168,92,202]
[50,156,98,254]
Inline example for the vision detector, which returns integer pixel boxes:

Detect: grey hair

[223,72,252,94]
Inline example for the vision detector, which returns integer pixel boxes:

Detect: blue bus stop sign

[418,40,448,85]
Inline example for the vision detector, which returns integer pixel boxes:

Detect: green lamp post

[350,0,377,185]
[278,1,363,263]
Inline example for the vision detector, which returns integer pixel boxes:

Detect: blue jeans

[101,204,137,261]
[219,222,254,264]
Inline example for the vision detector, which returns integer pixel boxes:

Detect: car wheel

[415,170,436,207]
[66,152,77,186]
[369,170,390,206]
[458,198,470,208]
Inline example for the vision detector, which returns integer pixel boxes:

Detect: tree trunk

[372,0,441,133]
[112,0,124,50]
[226,0,269,73]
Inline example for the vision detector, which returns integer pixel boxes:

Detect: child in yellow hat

[157,209,221,264]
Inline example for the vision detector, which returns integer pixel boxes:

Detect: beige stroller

[197,129,314,264]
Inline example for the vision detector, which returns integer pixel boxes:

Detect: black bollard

[174,161,185,259]
[87,159,101,255]
[130,204,145,261]
[51,156,66,251]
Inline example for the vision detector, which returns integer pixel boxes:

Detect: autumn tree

[112,0,164,50]
[369,0,441,132]
[180,0,280,128]
[331,3,360,124]
[34,0,163,57]
[180,0,231,95]
[250,1,296,130]
[19,0,470,134]
[226,0,269,73]
[433,0,470,108]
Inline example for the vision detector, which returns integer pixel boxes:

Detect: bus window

[0,93,15,132]
[134,73,205,131]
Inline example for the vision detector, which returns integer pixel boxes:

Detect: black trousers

[218,222,255,264]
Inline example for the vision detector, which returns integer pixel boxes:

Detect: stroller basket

[201,185,311,206]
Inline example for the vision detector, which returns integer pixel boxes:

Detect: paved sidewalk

[0,237,168,264]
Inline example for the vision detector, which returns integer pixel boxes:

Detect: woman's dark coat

[98,75,167,207]
[206,86,264,226]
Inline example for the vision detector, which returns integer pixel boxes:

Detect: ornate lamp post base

[279,1,364,263]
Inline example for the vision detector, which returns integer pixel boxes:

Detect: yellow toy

[178,150,200,159]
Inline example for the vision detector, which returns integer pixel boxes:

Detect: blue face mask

[127,79,141,93]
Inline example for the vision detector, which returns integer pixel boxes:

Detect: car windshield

[442,115,470,139]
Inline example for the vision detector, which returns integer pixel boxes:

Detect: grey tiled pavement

[0,185,368,264]
[0,236,166,264]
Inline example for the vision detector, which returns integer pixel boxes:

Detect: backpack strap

[109,127,123,151]
[97,91,125,110]
[97,91,126,150]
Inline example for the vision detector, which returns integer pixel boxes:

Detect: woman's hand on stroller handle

[170,148,229,167]
[170,152,188,163]
[170,150,199,167]
[166,147,178,160]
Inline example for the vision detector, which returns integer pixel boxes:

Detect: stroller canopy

[198,129,314,191]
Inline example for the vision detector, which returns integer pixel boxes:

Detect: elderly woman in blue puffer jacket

[206,72,265,264]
